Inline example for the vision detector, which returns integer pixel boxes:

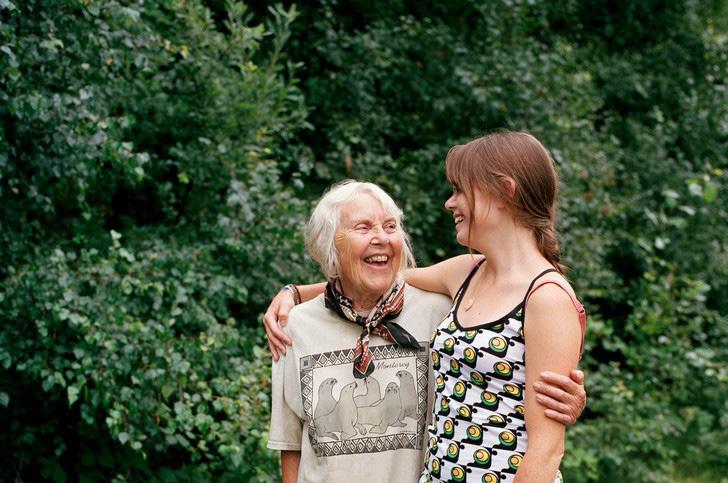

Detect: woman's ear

[495,177,516,208]
[502,177,516,198]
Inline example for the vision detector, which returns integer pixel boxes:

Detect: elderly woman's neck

[351,296,380,312]
[338,280,383,312]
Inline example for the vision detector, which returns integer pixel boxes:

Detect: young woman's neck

[472,222,550,278]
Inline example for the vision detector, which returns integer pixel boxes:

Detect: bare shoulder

[526,284,576,313]
[523,275,581,365]
[449,253,485,275]
[405,284,452,301]
[525,273,580,322]
[442,254,485,293]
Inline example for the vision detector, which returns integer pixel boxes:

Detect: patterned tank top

[420,261,585,483]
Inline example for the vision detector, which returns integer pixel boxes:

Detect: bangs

[444,141,480,250]
[445,144,469,189]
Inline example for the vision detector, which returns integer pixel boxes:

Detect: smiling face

[335,192,403,309]
[444,184,495,247]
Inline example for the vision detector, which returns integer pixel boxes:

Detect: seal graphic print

[315,377,339,419]
[300,342,430,457]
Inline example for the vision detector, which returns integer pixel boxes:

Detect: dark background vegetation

[1,0,726,481]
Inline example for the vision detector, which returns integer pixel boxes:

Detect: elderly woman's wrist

[282,284,301,305]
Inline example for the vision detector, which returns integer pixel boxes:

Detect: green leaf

[67,386,80,405]
[161,384,175,400]
[703,181,718,203]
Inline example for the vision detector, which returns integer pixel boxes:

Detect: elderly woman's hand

[264,289,295,361]
[534,369,587,425]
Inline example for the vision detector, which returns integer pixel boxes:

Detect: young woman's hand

[263,289,295,360]
[263,282,327,360]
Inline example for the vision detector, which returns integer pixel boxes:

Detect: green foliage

[1,0,311,480]
[1,0,727,481]
[2,235,286,480]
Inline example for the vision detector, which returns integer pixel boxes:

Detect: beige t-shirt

[268,285,452,483]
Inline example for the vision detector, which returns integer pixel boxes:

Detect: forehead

[338,193,395,225]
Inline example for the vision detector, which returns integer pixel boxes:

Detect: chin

[365,274,397,293]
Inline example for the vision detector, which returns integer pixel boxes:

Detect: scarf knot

[324,280,419,378]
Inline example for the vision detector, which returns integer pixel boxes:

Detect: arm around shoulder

[404,254,484,298]
[264,282,326,360]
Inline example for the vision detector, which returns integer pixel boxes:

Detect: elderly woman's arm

[534,370,586,425]
[269,342,305,481]
[515,284,582,483]
[281,451,301,483]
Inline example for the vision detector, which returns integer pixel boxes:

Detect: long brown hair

[445,131,566,273]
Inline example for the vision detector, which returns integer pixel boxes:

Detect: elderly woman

[268,180,453,482]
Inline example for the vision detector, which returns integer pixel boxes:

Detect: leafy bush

[1,0,312,480]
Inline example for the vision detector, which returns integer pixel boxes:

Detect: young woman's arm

[514,284,582,483]
[263,254,482,358]
[281,450,301,483]
[404,254,484,298]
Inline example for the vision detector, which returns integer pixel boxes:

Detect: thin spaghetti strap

[454,258,486,304]
[522,268,558,304]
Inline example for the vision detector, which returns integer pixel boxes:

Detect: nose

[444,193,456,211]
[370,225,391,244]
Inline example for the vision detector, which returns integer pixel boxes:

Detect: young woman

[266,131,586,482]
[413,132,586,482]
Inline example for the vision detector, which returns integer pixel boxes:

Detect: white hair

[305,180,417,280]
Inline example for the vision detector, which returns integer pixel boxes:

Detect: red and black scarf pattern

[324,279,419,378]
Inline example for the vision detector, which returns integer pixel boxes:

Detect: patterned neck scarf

[324,279,419,378]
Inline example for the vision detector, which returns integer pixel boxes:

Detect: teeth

[455,216,464,223]
[364,255,388,263]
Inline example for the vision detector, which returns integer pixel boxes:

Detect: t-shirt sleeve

[268,353,303,451]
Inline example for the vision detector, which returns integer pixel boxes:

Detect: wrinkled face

[335,193,403,304]
[444,185,494,247]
